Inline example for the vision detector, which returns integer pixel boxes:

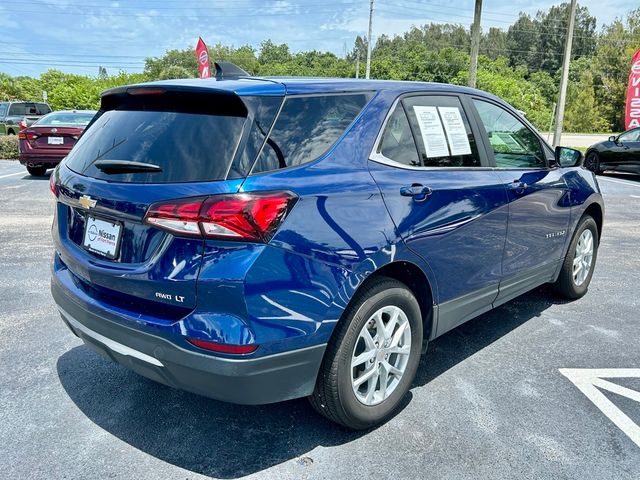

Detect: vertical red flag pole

[195,37,211,79]
[625,48,640,130]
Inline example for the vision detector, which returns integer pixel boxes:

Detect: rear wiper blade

[94,160,162,174]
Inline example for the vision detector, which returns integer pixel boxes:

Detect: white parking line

[0,171,24,180]
[560,368,640,448]
[598,176,640,188]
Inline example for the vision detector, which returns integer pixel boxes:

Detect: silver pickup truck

[0,101,52,135]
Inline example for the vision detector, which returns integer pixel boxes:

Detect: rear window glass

[252,93,372,173]
[0,103,7,117]
[36,112,95,126]
[65,92,250,183]
[36,103,52,115]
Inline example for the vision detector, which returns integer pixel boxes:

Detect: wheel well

[583,203,603,240]
[365,261,434,339]
[7,128,15,135]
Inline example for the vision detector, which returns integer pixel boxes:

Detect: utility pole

[468,0,483,88]
[552,0,578,147]
[365,0,374,79]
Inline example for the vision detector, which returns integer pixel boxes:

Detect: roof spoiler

[214,61,250,80]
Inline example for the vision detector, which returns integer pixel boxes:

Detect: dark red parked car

[19,110,96,176]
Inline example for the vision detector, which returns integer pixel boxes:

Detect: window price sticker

[413,106,450,158]
[438,107,472,156]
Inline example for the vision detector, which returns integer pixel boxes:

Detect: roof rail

[214,61,250,80]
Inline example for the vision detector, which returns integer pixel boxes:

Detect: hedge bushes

[0,135,19,160]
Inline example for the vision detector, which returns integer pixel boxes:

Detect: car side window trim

[370,92,491,170]
[468,96,551,170]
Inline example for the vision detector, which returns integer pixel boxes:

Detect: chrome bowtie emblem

[79,195,97,209]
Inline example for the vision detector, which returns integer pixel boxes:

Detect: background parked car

[585,127,640,174]
[0,101,52,135]
[18,110,96,176]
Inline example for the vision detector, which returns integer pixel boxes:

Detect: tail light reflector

[18,130,38,140]
[49,173,58,198]
[144,191,296,243]
[187,338,258,354]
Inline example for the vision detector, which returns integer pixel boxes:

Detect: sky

[0,0,636,78]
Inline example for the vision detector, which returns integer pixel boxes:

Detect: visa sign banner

[195,37,211,79]
[625,48,640,130]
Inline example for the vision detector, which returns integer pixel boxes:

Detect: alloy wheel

[351,305,412,406]
[573,229,594,286]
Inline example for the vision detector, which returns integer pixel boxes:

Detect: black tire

[26,166,47,176]
[309,277,423,430]
[584,151,601,174]
[7,129,15,135]
[553,215,599,299]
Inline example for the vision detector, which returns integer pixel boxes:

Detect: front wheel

[584,152,601,174]
[553,215,599,299]
[309,277,423,429]
[26,166,47,176]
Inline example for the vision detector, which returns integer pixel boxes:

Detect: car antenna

[214,61,251,80]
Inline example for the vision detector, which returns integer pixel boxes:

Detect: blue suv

[51,70,604,429]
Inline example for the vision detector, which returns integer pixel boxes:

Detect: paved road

[539,133,610,148]
[1,160,639,480]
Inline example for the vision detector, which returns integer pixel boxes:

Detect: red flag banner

[625,48,640,130]
[195,37,211,79]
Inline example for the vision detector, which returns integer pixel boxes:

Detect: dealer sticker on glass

[82,216,122,259]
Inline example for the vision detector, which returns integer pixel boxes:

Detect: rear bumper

[19,154,65,166]
[52,276,326,405]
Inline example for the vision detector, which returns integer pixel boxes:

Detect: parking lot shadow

[57,285,565,478]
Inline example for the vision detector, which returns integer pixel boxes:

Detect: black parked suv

[0,101,52,135]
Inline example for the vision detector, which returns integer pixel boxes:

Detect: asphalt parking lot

[0,159,639,480]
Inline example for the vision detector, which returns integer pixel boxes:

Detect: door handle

[400,184,433,202]
[508,180,527,194]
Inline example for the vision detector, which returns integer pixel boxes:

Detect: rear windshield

[36,103,52,115]
[65,92,251,183]
[35,112,96,126]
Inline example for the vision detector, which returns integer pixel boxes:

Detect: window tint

[473,99,545,168]
[65,92,251,183]
[403,95,480,167]
[377,105,420,166]
[252,93,371,173]
[8,103,26,116]
[36,103,52,115]
[619,129,640,142]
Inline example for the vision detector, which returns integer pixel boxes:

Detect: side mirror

[608,135,617,142]
[555,146,583,168]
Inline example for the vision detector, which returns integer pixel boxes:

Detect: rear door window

[402,95,481,167]
[252,93,372,173]
[375,104,420,166]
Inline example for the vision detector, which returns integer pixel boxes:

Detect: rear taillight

[18,130,37,140]
[187,338,258,354]
[49,173,58,198]
[144,191,297,242]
